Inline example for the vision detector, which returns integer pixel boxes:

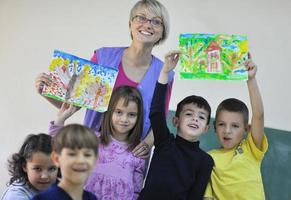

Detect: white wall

[1,0,290,194]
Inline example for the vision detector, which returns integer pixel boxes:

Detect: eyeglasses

[132,15,163,27]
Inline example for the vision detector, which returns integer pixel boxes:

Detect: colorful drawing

[179,33,249,80]
[42,50,118,112]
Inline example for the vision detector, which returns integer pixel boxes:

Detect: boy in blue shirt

[32,124,98,200]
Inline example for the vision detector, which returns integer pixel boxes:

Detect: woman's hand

[35,72,63,108]
[132,129,154,158]
[132,140,151,159]
[35,72,52,94]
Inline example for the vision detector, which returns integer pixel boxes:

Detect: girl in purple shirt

[48,86,146,200]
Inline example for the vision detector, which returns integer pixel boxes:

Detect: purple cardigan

[84,47,174,139]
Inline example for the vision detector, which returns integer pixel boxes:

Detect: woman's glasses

[132,15,163,27]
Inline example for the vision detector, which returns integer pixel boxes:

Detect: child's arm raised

[150,51,179,146]
[245,54,264,150]
[54,103,80,125]
[133,50,178,157]
[49,103,80,137]
[158,50,180,84]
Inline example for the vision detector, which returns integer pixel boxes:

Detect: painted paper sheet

[42,50,118,112]
[179,33,248,80]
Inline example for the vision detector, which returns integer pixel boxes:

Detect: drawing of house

[205,41,222,73]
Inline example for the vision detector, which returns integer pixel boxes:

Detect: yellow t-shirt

[204,133,268,200]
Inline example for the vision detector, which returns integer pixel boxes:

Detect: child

[32,124,98,200]
[204,54,268,200]
[138,51,214,200]
[48,85,146,200]
[1,133,58,200]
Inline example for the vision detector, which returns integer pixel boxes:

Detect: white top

[1,180,37,200]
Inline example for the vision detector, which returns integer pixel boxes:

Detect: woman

[35,0,177,157]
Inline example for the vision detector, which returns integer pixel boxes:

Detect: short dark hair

[215,98,249,125]
[175,95,211,125]
[52,124,98,156]
[7,133,52,185]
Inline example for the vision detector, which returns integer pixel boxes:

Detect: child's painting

[179,33,249,80]
[42,50,118,112]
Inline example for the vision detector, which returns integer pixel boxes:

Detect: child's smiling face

[23,152,58,191]
[174,103,209,142]
[111,98,138,141]
[53,147,97,186]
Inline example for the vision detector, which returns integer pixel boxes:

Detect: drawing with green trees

[179,33,248,80]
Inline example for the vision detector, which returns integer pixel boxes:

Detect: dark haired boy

[138,51,213,200]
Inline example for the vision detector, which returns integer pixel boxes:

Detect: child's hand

[55,103,80,125]
[162,50,180,73]
[244,53,257,80]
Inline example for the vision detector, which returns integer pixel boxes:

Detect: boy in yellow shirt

[204,54,268,200]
